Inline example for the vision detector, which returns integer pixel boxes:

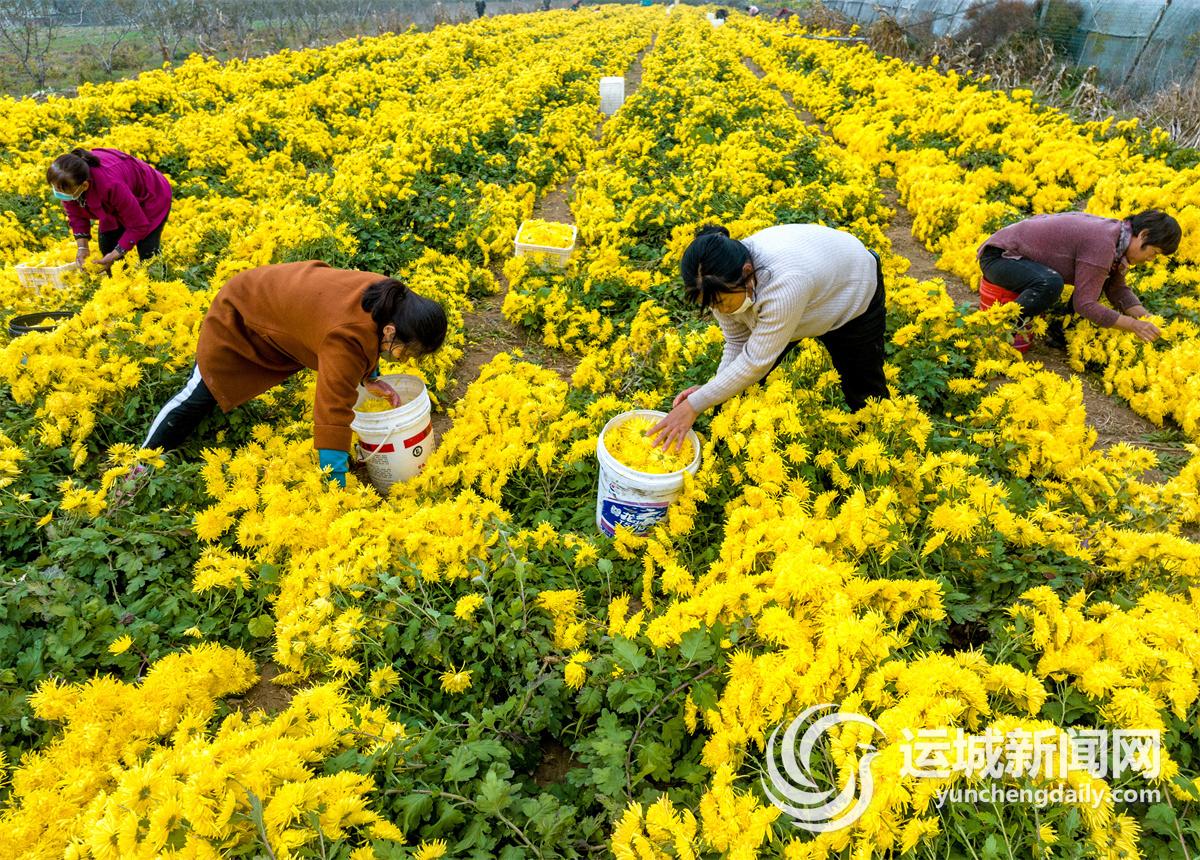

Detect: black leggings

[767,250,890,412]
[979,245,1066,320]
[142,364,218,451]
[99,211,170,261]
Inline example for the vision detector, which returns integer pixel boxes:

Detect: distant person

[977,210,1180,348]
[141,262,448,486]
[571,0,581,10]
[542,0,551,9]
[48,147,172,273]
[715,8,729,19]
[475,0,486,17]
[748,4,760,16]
[775,6,793,20]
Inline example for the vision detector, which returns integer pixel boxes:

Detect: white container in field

[595,410,701,537]
[16,262,78,292]
[514,220,578,267]
[599,75,625,115]
[350,373,434,493]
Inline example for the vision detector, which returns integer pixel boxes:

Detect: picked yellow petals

[357,397,397,413]
[517,219,574,249]
[605,416,693,474]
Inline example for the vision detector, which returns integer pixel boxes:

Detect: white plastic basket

[599,76,625,116]
[514,221,577,267]
[16,263,78,292]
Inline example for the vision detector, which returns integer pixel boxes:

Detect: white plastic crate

[514,221,577,267]
[16,263,79,292]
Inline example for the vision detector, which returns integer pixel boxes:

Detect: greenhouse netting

[820,0,1200,93]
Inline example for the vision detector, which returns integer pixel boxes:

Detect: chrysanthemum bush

[2,6,1200,859]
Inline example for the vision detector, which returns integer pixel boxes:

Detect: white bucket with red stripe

[350,373,434,493]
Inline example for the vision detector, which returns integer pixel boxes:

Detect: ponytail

[70,148,102,168]
[680,223,754,308]
[362,278,409,324]
[47,148,101,189]
[362,278,448,356]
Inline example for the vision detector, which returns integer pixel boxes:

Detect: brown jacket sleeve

[313,325,373,451]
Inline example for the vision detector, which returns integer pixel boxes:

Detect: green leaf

[636,741,672,781]
[246,615,274,638]
[678,628,715,663]
[475,768,513,815]
[690,681,717,713]
[982,834,1001,860]
[1143,803,1177,835]
[396,792,434,832]
[444,745,479,783]
[453,816,489,853]
[466,738,508,764]
[611,638,647,672]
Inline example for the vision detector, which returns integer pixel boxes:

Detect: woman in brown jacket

[141,260,447,485]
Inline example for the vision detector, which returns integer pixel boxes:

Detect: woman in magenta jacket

[47,147,172,272]
[977,209,1180,345]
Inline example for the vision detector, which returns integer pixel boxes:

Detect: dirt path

[431,39,654,440]
[740,56,1164,455]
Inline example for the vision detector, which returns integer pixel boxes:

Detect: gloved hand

[365,378,403,407]
[318,448,349,487]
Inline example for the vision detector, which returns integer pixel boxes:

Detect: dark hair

[47,148,101,190]
[680,224,753,308]
[1127,210,1181,255]
[362,278,447,356]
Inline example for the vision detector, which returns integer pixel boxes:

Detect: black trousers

[99,211,170,261]
[978,245,1067,320]
[142,364,218,451]
[767,250,889,412]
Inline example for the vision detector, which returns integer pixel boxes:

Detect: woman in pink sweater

[977,209,1180,345]
[47,147,173,272]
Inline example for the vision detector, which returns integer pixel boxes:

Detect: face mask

[52,189,77,201]
[727,293,754,315]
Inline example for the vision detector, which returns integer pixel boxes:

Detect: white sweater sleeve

[715,311,750,373]
[687,286,807,412]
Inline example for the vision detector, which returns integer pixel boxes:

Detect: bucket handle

[356,419,404,465]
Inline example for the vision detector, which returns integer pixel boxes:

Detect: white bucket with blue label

[595,410,701,537]
[350,373,433,493]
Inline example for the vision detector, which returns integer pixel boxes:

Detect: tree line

[0,0,543,92]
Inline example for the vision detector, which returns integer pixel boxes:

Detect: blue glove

[318,449,349,487]
[367,365,381,380]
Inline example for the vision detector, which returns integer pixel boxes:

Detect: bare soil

[532,738,582,787]
[228,661,295,716]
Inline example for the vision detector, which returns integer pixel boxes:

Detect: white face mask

[727,293,754,315]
